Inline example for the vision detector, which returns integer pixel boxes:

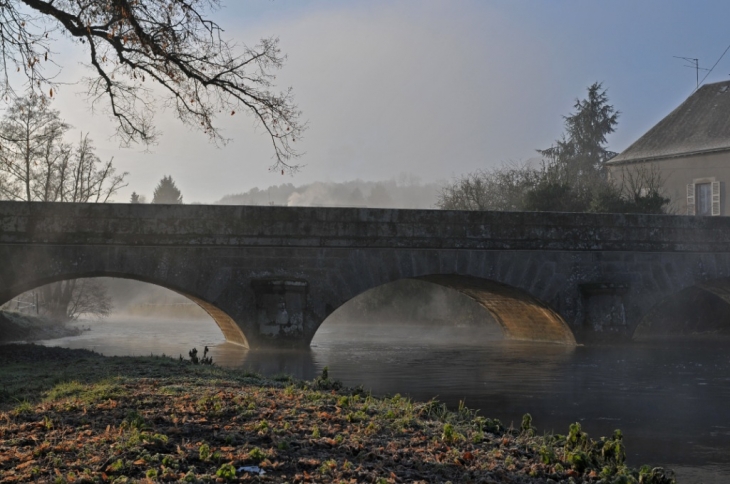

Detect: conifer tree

[537,82,619,183]
[152,176,183,204]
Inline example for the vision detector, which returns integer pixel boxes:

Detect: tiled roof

[608,80,730,164]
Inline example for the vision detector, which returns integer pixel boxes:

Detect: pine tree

[537,82,619,183]
[523,82,620,212]
[130,192,141,203]
[152,176,183,204]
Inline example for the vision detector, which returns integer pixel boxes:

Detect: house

[607,80,730,216]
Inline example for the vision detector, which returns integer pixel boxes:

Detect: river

[36,315,730,483]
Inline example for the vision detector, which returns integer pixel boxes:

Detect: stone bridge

[1,201,729,348]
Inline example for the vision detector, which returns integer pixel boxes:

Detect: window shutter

[687,183,696,215]
[712,181,721,216]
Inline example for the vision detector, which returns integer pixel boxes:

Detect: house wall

[607,150,730,215]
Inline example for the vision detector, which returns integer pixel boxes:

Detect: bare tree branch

[1,0,305,171]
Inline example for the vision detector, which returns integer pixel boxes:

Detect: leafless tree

[437,163,540,211]
[0,94,124,322]
[607,162,673,214]
[0,95,68,201]
[0,0,305,171]
[0,94,127,202]
[35,278,112,321]
[612,163,667,201]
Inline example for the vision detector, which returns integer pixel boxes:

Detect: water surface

[37,316,730,483]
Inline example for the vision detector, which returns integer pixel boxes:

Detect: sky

[27,0,730,203]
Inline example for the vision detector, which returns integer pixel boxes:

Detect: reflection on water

[37,316,730,483]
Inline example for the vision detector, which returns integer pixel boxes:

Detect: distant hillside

[216,177,440,209]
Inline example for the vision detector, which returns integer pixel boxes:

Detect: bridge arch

[317,274,575,345]
[0,272,248,348]
[633,278,730,339]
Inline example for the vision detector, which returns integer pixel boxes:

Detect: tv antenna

[674,56,710,89]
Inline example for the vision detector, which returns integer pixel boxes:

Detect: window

[687,179,721,216]
[696,183,711,216]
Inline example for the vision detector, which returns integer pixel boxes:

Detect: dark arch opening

[634,279,730,339]
[314,274,575,345]
[0,273,248,348]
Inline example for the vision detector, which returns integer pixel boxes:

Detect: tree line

[437,83,670,214]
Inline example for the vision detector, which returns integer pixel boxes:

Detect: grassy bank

[0,311,82,344]
[0,344,675,483]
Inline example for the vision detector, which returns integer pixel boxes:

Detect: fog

[217,175,440,208]
[24,1,730,204]
[100,278,210,321]
[99,277,505,346]
[315,279,504,345]
[4,276,503,346]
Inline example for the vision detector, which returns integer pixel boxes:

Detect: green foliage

[198,443,211,461]
[419,399,450,421]
[248,447,266,462]
[311,366,342,391]
[638,465,676,484]
[121,410,148,431]
[601,429,626,466]
[441,422,463,443]
[520,413,534,435]
[12,399,33,415]
[109,459,124,473]
[567,450,589,472]
[319,459,337,475]
[215,463,237,480]
[539,444,555,464]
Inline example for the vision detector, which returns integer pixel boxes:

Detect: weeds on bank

[0,344,676,483]
[181,346,213,365]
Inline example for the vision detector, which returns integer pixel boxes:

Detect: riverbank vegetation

[0,312,83,344]
[0,344,675,483]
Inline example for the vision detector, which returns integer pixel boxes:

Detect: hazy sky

[37,0,730,203]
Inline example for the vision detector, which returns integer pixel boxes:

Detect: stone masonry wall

[0,201,729,347]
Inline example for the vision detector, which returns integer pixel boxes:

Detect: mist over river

[36,316,730,483]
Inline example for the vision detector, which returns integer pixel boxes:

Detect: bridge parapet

[0,201,728,252]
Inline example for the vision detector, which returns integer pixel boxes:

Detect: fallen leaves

[0,345,675,483]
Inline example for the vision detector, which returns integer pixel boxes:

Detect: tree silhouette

[152,176,183,204]
[0,0,305,171]
[537,82,619,184]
